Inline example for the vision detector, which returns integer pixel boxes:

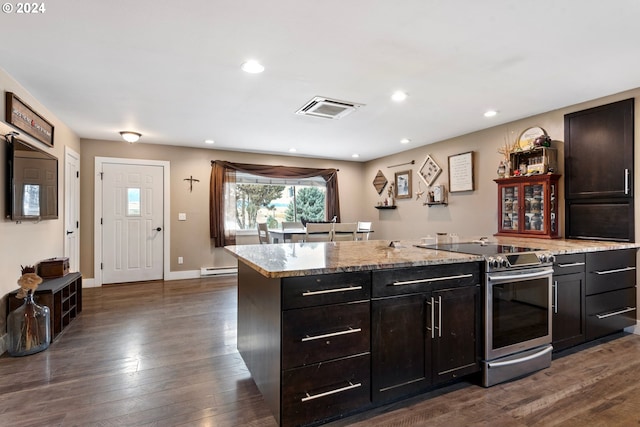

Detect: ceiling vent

[295,96,364,120]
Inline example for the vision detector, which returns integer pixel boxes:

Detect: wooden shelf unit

[8,272,82,341]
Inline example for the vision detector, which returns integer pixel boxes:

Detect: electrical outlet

[178,256,184,264]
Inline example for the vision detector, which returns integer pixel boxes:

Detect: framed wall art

[418,154,442,186]
[5,92,54,147]
[394,170,412,199]
[448,151,474,192]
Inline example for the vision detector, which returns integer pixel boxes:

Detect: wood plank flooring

[1,276,639,426]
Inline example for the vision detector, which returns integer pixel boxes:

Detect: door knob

[156,227,162,232]
[66,230,74,235]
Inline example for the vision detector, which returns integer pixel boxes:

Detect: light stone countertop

[225,237,639,279]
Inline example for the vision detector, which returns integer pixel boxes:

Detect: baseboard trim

[624,321,640,335]
[166,270,201,280]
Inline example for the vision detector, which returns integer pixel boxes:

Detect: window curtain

[210,160,340,247]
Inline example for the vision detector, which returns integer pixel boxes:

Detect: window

[229,173,326,231]
[209,161,340,247]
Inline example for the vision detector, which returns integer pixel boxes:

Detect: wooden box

[38,257,69,278]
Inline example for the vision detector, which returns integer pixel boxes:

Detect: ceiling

[2,0,640,162]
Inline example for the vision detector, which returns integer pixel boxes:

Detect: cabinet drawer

[553,253,586,276]
[282,353,370,427]
[586,287,637,341]
[282,301,370,369]
[586,249,636,295]
[282,272,371,309]
[372,262,480,297]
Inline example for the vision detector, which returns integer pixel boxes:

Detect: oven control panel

[486,252,554,271]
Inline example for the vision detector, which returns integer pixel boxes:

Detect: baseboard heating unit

[200,267,238,277]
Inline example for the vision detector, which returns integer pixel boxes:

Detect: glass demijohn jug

[7,290,51,356]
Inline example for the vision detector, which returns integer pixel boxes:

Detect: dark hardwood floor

[1,276,639,426]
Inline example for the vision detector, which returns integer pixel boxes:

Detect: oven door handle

[487,268,554,283]
[487,345,553,368]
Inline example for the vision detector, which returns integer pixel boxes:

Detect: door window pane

[127,188,141,216]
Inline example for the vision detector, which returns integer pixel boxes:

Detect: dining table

[268,226,372,243]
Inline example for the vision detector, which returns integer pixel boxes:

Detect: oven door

[485,266,554,360]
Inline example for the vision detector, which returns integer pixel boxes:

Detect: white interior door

[101,163,164,284]
[64,147,80,272]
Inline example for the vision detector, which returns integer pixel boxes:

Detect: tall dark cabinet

[564,98,634,241]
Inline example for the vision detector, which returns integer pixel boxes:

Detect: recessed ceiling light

[241,60,265,74]
[289,148,297,153]
[400,138,411,144]
[484,110,498,117]
[391,91,408,102]
[204,139,215,144]
[352,154,360,158]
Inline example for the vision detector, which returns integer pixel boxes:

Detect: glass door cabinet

[495,174,560,239]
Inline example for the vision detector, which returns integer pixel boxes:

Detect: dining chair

[281,221,304,242]
[304,223,333,242]
[332,222,358,241]
[356,221,372,241]
[257,222,271,244]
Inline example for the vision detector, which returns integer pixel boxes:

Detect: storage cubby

[8,272,82,341]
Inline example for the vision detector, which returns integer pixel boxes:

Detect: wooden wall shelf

[375,205,397,209]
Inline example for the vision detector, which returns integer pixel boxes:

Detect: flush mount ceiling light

[289,148,297,153]
[204,139,215,144]
[391,91,408,102]
[484,110,498,118]
[241,60,265,74]
[120,131,141,143]
[352,153,360,158]
[400,138,411,144]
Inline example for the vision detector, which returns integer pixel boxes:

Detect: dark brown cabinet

[495,174,560,238]
[552,254,586,351]
[371,263,481,403]
[585,249,637,341]
[237,263,371,427]
[564,98,634,241]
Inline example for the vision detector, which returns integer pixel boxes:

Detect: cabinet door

[371,294,431,403]
[564,98,634,199]
[552,272,586,351]
[432,285,480,384]
[499,184,519,233]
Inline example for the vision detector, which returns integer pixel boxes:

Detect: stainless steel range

[421,240,555,387]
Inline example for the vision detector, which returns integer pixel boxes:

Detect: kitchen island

[225,238,638,427]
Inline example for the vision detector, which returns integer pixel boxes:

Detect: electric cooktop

[417,241,540,256]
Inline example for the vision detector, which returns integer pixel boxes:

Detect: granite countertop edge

[225,238,640,279]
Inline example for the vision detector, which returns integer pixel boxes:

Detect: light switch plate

[178,213,187,221]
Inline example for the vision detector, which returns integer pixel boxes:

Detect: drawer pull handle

[593,266,636,275]
[301,381,362,402]
[301,327,362,342]
[393,273,473,286]
[302,285,362,296]
[596,306,636,319]
[557,262,585,268]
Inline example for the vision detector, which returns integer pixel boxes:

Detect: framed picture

[394,170,412,199]
[448,151,474,192]
[418,155,442,187]
[5,92,54,147]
